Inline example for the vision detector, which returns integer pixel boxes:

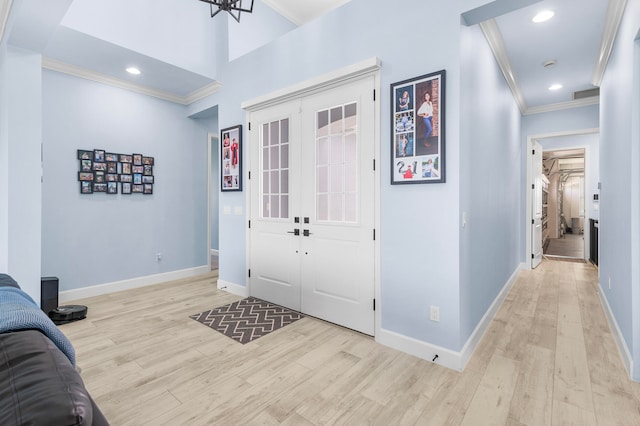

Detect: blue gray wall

[459,23,523,345]
[0,45,43,300]
[598,0,640,380]
[41,70,210,290]
[191,0,523,352]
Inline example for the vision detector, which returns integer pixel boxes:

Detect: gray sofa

[0,274,108,426]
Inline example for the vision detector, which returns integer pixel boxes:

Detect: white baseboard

[459,262,525,368]
[598,287,634,378]
[377,262,524,372]
[217,279,248,297]
[377,328,464,371]
[59,266,211,303]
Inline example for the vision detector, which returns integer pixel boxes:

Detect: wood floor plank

[58,260,640,425]
[507,344,554,425]
[460,354,519,426]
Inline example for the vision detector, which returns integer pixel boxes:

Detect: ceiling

[261,0,351,26]
[0,0,622,112]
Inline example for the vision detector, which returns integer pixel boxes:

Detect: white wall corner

[59,266,211,303]
[217,278,248,297]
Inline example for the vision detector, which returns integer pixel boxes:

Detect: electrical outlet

[156,253,162,262]
[430,306,440,322]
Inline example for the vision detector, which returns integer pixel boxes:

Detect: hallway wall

[598,0,640,381]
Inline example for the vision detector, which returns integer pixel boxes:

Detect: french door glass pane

[316,102,358,223]
[261,118,290,219]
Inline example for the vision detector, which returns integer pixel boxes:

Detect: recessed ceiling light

[532,10,554,23]
[126,67,141,75]
[549,84,563,91]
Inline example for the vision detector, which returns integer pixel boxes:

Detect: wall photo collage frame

[77,149,155,195]
[390,70,446,184]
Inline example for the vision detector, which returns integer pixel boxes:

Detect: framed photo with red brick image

[390,70,445,184]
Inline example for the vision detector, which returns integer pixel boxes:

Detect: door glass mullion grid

[261,118,290,220]
[316,102,358,224]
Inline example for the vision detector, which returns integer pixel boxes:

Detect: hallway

[457,259,640,424]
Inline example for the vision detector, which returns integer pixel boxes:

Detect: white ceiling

[261,0,352,25]
[493,0,610,111]
[0,0,621,112]
[266,0,614,113]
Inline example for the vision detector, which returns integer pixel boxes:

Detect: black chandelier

[198,0,254,23]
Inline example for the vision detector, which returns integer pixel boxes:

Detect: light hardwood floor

[61,260,640,425]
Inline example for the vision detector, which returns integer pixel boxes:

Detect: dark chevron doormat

[189,297,304,344]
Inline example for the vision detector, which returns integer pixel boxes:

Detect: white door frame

[525,128,599,268]
[242,57,381,335]
[207,132,219,271]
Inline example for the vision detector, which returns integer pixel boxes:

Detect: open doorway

[542,148,585,259]
[525,130,598,269]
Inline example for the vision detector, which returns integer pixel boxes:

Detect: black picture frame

[81,160,93,171]
[78,172,94,181]
[221,124,242,191]
[94,149,105,162]
[80,181,93,194]
[107,182,118,194]
[77,149,154,195]
[390,70,446,184]
[77,150,94,160]
[93,183,107,192]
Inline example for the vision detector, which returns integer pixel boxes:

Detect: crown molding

[524,96,600,116]
[0,0,13,45]
[185,81,222,104]
[479,19,528,114]
[242,56,380,111]
[592,0,627,86]
[41,57,220,106]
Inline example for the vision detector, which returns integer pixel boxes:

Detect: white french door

[248,76,375,335]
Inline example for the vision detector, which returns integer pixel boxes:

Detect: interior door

[249,100,302,310]
[248,76,376,336]
[531,140,543,268]
[299,77,375,335]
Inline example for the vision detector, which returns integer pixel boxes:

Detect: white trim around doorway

[242,57,382,338]
[525,128,599,269]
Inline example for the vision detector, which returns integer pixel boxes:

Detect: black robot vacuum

[49,305,88,325]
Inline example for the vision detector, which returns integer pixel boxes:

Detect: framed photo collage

[390,70,446,184]
[77,149,155,195]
